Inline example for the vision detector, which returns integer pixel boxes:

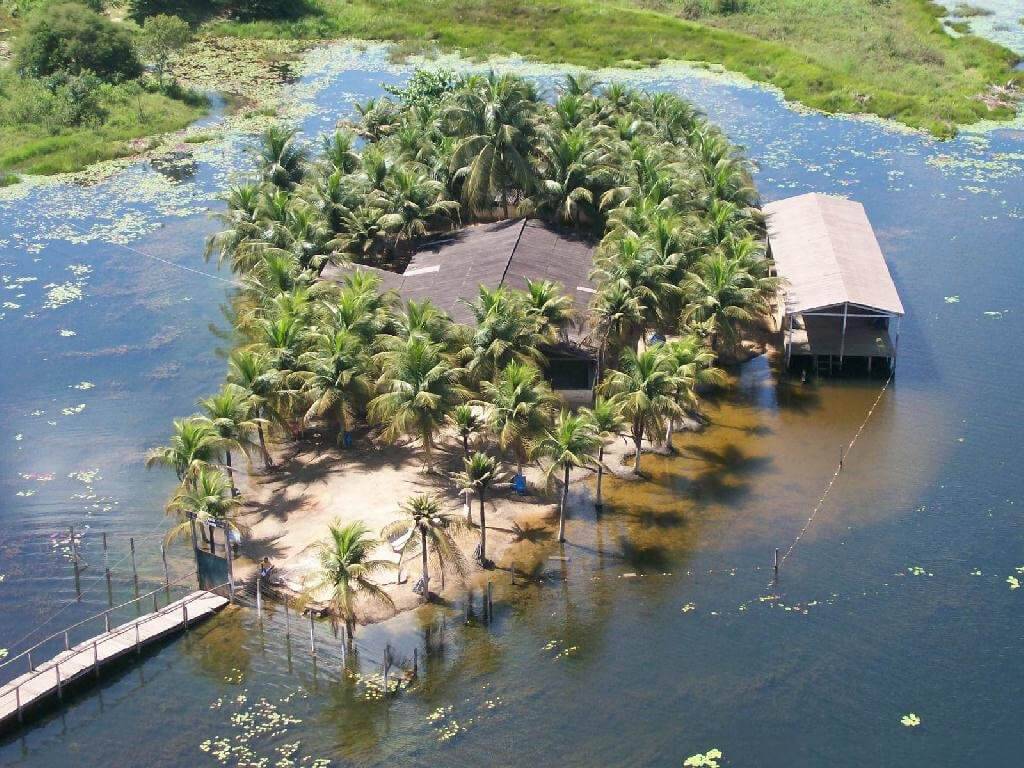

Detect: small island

[146,68,778,638]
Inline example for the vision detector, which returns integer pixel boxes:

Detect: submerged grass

[207,0,1022,136]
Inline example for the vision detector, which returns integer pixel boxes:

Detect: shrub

[14,3,142,81]
[139,14,193,83]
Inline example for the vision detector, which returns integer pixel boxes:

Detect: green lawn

[207,0,1021,136]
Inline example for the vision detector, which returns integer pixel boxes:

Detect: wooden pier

[0,590,228,734]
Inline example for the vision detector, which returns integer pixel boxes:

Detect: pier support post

[70,526,81,600]
[773,548,780,584]
[15,684,22,724]
[93,640,100,679]
[56,663,62,701]
[161,543,170,598]
[256,577,263,622]
[103,532,113,607]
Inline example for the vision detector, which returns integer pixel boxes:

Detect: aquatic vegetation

[1007,575,1020,590]
[684,748,723,767]
[901,713,921,727]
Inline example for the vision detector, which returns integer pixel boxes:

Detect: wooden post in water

[486,581,493,624]
[161,543,170,598]
[103,532,113,606]
[70,526,81,600]
[413,647,418,678]
[256,577,263,621]
[55,662,62,701]
[383,643,391,696]
[93,640,100,679]
[309,613,316,657]
[189,514,200,585]
[64,631,70,651]
[284,597,290,637]
[839,446,844,471]
[224,534,235,602]
[773,548,780,584]
[130,537,139,599]
[15,683,23,724]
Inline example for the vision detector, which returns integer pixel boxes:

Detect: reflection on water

[2,42,1024,768]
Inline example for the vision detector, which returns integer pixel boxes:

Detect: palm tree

[369,336,466,472]
[448,71,538,217]
[660,335,726,446]
[145,417,222,490]
[479,361,557,480]
[298,327,370,446]
[253,125,308,190]
[603,347,682,475]
[535,411,600,543]
[524,278,575,342]
[320,128,361,174]
[373,166,461,259]
[580,396,626,509]
[449,404,483,458]
[682,247,778,355]
[306,520,395,642]
[456,452,499,565]
[226,350,279,467]
[534,125,609,231]
[381,494,468,602]
[464,286,546,381]
[198,385,260,496]
[165,466,244,547]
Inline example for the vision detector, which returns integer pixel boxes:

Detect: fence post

[27,651,33,672]
[93,640,100,679]
[153,591,159,613]
[56,662,63,701]
[64,631,70,651]
[309,613,316,657]
[773,548,780,583]
[15,684,22,724]
[284,597,290,637]
[135,622,141,655]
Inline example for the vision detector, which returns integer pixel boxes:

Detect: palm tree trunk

[462,433,470,458]
[633,423,643,475]
[420,529,430,602]
[478,492,487,564]
[665,417,675,451]
[224,449,236,496]
[596,445,604,509]
[338,401,347,448]
[257,421,274,468]
[557,464,570,543]
[422,429,433,473]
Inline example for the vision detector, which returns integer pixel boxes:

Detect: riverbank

[206,0,1022,136]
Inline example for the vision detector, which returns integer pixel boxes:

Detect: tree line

[149,69,779,632]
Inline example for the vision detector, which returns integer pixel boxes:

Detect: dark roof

[322,219,597,335]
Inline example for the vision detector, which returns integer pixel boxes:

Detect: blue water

[1,43,1023,767]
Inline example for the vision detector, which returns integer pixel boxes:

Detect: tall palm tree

[226,350,279,467]
[448,71,538,218]
[369,336,466,472]
[580,396,626,509]
[320,128,361,174]
[478,361,557,480]
[305,520,395,642]
[165,466,244,547]
[464,286,546,381]
[253,125,308,190]
[198,385,260,496]
[534,411,600,543]
[534,125,609,231]
[448,404,483,458]
[145,417,222,490]
[603,347,682,475]
[382,494,467,602]
[372,166,461,259]
[524,278,575,343]
[298,327,370,446]
[456,452,499,565]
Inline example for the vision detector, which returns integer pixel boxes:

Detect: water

[2,42,1024,767]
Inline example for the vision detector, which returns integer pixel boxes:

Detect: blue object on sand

[512,474,527,494]
[343,431,353,448]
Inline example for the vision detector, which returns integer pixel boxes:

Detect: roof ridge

[498,218,528,289]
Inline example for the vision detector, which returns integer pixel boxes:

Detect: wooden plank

[0,591,227,731]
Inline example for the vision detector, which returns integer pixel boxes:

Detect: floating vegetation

[681,602,696,613]
[61,404,87,416]
[684,748,723,767]
[1007,576,1020,590]
[58,329,77,337]
[344,668,412,701]
[903,566,933,577]
[944,295,960,303]
[542,639,579,660]
[426,687,505,744]
[901,713,921,727]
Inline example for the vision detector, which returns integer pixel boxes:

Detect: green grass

[206,0,1022,136]
[0,171,19,186]
[0,85,206,175]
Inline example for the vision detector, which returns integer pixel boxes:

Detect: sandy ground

[235,430,564,625]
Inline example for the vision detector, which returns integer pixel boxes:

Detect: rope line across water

[770,372,894,584]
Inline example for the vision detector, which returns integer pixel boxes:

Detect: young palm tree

[145,417,222,490]
[464,286,546,381]
[226,350,279,468]
[198,385,260,496]
[682,248,778,355]
[580,396,626,509]
[448,404,483,458]
[382,494,468,602]
[456,452,499,565]
[253,124,309,190]
[320,128,361,174]
[534,411,600,543]
[372,165,461,259]
[369,336,466,472]
[534,125,609,231]
[479,361,557,480]
[306,520,395,642]
[603,347,682,475]
[165,466,244,547]
[524,278,575,343]
[298,327,370,446]
[660,335,727,446]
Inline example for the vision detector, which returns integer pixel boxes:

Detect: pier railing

[0,571,200,685]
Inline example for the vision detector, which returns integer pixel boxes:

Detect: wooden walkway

[0,590,228,733]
